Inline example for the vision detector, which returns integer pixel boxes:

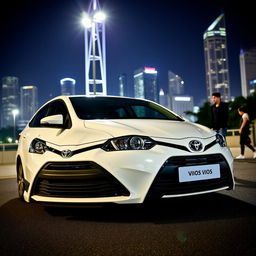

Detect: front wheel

[17,163,25,200]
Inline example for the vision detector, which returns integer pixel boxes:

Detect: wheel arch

[16,155,22,178]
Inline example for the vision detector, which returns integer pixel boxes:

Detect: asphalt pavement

[0,148,255,256]
[0,183,255,256]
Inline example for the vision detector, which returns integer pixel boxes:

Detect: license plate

[178,164,220,183]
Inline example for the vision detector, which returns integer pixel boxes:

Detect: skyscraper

[118,73,128,97]
[168,71,184,95]
[134,67,158,102]
[170,96,194,120]
[239,47,256,97]
[20,86,38,124]
[1,76,19,128]
[159,88,169,109]
[60,78,76,96]
[249,79,256,95]
[204,13,230,102]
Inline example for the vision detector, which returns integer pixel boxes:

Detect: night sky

[0,0,255,107]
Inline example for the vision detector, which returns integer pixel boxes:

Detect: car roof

[53,95,153,103]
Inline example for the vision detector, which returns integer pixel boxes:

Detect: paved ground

[219,159,256,206]
[0,148,255,256]
[0,164,16,178]
[230,147,256,159]
[0,193,255,256]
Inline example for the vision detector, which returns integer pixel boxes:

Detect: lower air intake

[146,154,233,200]
[32,161,130,198]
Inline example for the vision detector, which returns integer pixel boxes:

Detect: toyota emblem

[61,149,73,158]
[189,140,203,152]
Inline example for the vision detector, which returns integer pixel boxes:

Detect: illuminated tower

[82,0,107,95]
[204,13,230,102]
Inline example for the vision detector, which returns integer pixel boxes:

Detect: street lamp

[12,109,19,141]
[81,11,106,95]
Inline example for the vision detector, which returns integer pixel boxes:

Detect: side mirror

[40,114,64,128]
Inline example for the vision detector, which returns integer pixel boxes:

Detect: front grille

[146,154,233,200]
[31,161,130,198]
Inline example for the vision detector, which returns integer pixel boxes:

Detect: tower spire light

[82,0,107,96]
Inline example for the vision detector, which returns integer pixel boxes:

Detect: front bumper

[145,153,233,200]
[23,140,234,204]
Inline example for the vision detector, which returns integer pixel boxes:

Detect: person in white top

[236,106,256,159]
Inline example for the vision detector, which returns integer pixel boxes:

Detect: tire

[17,163,25,200]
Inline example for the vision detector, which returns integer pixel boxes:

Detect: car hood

[84,119,215,139]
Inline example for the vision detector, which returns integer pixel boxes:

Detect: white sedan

[16,96,234,204]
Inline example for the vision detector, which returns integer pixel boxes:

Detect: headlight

[102,136,156,151]
[216,133,226,147]
[29,138,47,154]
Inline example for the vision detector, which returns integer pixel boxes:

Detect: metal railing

[0,143,18,151]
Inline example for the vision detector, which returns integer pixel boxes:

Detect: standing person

[236,106,256,159]
[211,92,229,139]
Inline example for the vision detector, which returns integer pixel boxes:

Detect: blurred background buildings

[0,5,255,138]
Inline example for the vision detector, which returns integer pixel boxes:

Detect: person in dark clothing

[236,106,256,159]
[211,92,228,139]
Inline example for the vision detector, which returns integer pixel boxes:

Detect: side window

[29,104,50,127]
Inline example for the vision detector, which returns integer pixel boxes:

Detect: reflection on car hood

[84,119,214,139]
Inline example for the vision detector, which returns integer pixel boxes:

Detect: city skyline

[0,0,255,107]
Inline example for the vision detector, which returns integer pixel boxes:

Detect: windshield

[69,97,183,121]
